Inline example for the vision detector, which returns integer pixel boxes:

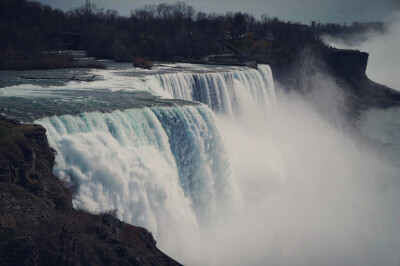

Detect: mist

[322,12,400,91]
[150,65,400,265]
[35,63,400,265]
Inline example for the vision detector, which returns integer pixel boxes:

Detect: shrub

[132,56,153,70]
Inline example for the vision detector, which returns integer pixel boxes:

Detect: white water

[155,65,275,115]
[34,64,400,265]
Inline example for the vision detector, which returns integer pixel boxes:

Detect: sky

[35,0,400,24]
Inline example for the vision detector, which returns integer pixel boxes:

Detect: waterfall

[32,64,276,263]
[36,105,232,234]
[154,65,275,115]
[32,62,400,266]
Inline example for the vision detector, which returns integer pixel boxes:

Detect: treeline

[1,0,323,66]
[0,0,66,65]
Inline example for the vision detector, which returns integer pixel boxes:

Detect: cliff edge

[269,46,400,111]
[325,48,400,110]
[0,117,181,266]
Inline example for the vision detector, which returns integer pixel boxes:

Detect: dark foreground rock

[0,117,181,266]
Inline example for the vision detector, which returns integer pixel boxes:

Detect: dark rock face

[270,47,400,113]
[0,117,181,266]
[326,49,369,78]
[325,49,400,111]
[0,118,69,204]
[339,75,400,110]
[0,228,39,266]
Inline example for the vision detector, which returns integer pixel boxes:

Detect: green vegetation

[228,40,254,54]
[0,119,42,144]
[0,122,23,144]
[227,39,290,65]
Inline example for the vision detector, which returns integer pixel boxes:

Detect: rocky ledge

[0,117,181,265]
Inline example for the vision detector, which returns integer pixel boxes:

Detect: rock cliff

[270,47,400,111]
[326,48,369,77]
[0,117,181,266]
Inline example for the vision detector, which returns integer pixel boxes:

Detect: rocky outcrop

[325,48,400,110]
[270,47,400,111]
[0,118,69,204]
[339,75,400,110]
[326,48,369,77]
[0,117,181,266]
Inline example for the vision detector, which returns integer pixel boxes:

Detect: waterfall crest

[154,65,275,115]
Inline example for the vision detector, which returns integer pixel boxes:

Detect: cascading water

[27,65,275,263]
[22,63,400,265]
[37,105,233,231]
[154,65,275,115]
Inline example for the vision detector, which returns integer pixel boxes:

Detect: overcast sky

[35,0,400,24]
